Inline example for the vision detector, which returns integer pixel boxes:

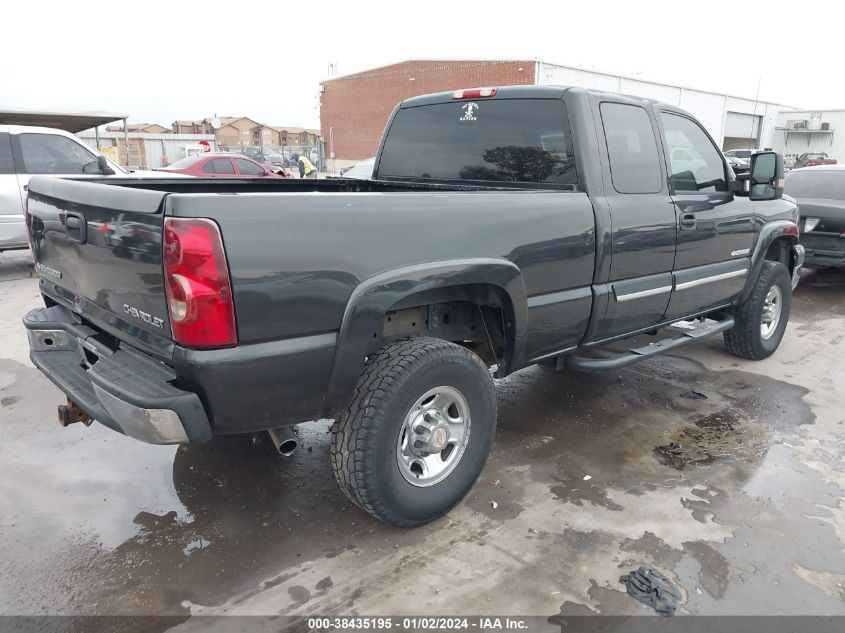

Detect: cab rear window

[378,99,577,187]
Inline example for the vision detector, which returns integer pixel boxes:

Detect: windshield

[785,169,845,200]
[165,156,204,170]
[378,99,577,186]
[728,150,753,159]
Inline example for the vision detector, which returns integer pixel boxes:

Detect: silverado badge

[123,304,165,329]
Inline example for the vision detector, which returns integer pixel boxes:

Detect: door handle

[679,212,697,231]
[65,212,87,244]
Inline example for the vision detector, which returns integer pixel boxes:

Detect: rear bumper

[800,234,844,268]
[24,305,211,444]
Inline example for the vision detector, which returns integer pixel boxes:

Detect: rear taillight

[452,87,498,99]
[163,217,237,349]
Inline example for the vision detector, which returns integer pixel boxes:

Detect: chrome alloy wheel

[396,386,471,487]
[760,284,783,340]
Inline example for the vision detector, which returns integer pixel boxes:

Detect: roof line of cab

[399,84,681,112]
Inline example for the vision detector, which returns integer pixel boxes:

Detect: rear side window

[18,133,98,174]
[378,99,577,187]
[203,158,236,174]
[235,158,264,175]
[661,113,727,193]
[600,103,662,194]
[0,133,13,174]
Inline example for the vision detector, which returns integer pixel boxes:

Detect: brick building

[172,117,265,149]
[319,60,535,162]
[172,118,320,149]
[272,126,321,147]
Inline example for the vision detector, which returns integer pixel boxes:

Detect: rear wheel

[724,261,792,360]
[330,338,496,527]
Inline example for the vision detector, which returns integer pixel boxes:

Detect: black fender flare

[739,220,799,303]
[323,258,528,413]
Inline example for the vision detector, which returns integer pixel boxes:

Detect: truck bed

[26,174,595,433]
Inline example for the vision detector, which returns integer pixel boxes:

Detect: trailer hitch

[58,398,93,427]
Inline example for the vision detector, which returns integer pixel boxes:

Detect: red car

[794,152,837,169]
[157,153,289,178]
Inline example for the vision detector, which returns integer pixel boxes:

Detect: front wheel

[724,260,792,360]
[330,338,496,527]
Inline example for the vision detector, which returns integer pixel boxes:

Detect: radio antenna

[750,76,762,148]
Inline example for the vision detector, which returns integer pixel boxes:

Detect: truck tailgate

[26,177,173,359]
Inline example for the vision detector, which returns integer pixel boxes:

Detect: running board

[558,317,735,373]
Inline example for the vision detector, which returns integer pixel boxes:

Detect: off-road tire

[330,337,496,527]
[724,261,792,360]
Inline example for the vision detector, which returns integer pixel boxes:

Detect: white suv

[724,148,762,160]
[0,125,133,251]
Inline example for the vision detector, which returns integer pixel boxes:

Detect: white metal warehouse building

[534,61,794,152]
[770,109,843,164]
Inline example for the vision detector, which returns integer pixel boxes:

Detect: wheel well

[376,284,515,375]
[764,237,795,272]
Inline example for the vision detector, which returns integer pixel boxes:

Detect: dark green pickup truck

[24,85,802,525]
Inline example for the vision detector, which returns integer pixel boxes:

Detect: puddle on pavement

[0,314,818,616]
[492,351,812,517]
[652,407,768,470]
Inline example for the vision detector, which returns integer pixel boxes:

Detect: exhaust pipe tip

[278,438,297,457]
[268,427,298,457]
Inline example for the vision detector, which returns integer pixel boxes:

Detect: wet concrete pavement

[2,248,845,619]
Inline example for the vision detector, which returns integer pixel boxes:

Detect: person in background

[298,154,317,179]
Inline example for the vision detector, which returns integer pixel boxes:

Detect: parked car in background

[725,148,762,161]
[240,146,263,161]
[261,148,284,166]
[338,157,375,180]
[238,147,297,168]
[156,153,288,178]
[724,154,750,175]
[785,165,845,268]
[0,125,176,252]
[794,152,837,169]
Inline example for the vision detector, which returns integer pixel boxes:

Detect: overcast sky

[0,0,839,130]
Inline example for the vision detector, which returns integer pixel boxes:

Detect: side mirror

[748,151,784,201]
[730,173,751,195]
[97,155,115,176]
